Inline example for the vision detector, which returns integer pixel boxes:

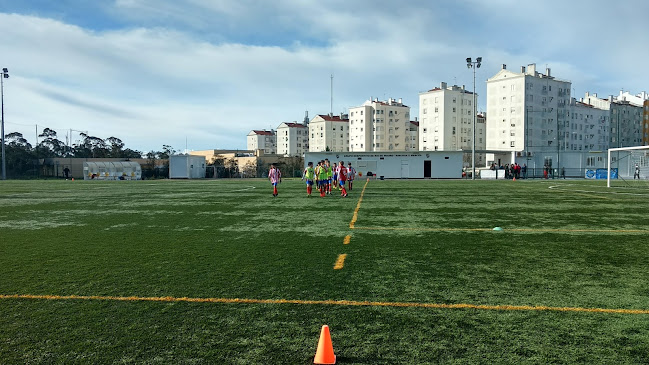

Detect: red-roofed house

[308,114,349,152]
[247,130,277,154]
[277,122,309,156]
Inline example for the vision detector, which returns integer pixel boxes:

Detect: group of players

[303,159,356,197]
[267,159,357,197]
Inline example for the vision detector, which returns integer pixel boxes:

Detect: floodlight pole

[466,57,482,180]
[1,67,8,180]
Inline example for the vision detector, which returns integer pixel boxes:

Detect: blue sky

[0,0,648,153]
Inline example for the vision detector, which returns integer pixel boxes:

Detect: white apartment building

[407,121,419,151]
[308,114,349,152]
[582,92,643,148]
[418,82,484,152]
[567,99,609,152]
[246,130,276,154]
[348,98,410,152]
[486,64,572,163]
[276,122,309,156]
[616,91,649,145]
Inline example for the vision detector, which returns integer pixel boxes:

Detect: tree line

[3,128,175,178]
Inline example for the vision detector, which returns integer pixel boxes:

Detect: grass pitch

[1,178,649,364]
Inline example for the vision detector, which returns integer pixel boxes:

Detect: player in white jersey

[347,162,356,191]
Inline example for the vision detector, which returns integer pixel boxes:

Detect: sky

[0,0,648,153]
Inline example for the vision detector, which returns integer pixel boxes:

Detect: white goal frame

[607,145,649,187]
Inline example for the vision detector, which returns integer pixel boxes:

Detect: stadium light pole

[466,57,481,180]
[1,67,9,180]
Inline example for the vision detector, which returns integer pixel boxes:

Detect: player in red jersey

[337,161,348,197]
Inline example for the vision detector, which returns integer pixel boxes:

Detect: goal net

[607,146,649,188]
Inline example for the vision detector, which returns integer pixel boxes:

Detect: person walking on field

[268,164,281,197]
[337,161,348,197]
[634,164,640,179]
[347,162,356,191]
[302,161,315,197]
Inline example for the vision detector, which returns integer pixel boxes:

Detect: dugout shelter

[83,161,142,180]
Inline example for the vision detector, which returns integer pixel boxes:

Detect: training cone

[513,177,516,181]
[314,325,336,364]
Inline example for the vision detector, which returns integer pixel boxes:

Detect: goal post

[607,145,649,188]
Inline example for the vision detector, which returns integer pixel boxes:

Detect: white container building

[304,151,463,179]
[169,155,206,179]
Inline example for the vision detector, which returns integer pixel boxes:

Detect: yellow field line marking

[2,294,648,315]
[333,254,347,270]
[351,226,648,234]
[343,235,351,245]
[349,179,370,228]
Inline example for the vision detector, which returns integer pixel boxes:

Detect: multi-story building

[486,64,572,167]
[276,122,309,156]
[567,99,609,152]
[308,114,349,152]
[348,98,410,152]
[644,100,649,145]
[613,90,648,146]
[407,121,419,151]
[582,92,643,148]
[418,82,481,152]
[246,130,276,154]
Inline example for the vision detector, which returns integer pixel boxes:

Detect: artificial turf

[1,178,648,364]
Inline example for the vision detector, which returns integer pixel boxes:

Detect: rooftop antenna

[330,74,333,116]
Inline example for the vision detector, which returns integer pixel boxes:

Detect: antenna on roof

[330,74,334,116]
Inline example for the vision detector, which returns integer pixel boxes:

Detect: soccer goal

[607,145,649,188]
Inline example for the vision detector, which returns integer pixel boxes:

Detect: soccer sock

[274,186,278,195]
[342,187,347,195]
[307,186,312,195]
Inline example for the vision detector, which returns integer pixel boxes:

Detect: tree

[159,145,176,160]
[283,156,304,177]
[37,128,66,157]
[106,137,125,158]
[75,133,109,158]
[225,158,238,178]
[4,132,36,177]
[241,161,257,178]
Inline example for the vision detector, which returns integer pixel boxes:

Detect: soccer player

[337,161,348,197]
[268,164,281,197]
[302,162,315,196]
[347,162,356,191]
[317,160,328,197]
[325,159,333,195]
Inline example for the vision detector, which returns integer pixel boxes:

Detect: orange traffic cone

[513,176,516,181]
[314,325,336,364]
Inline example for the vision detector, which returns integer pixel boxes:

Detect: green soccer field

[1,178,649,364]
